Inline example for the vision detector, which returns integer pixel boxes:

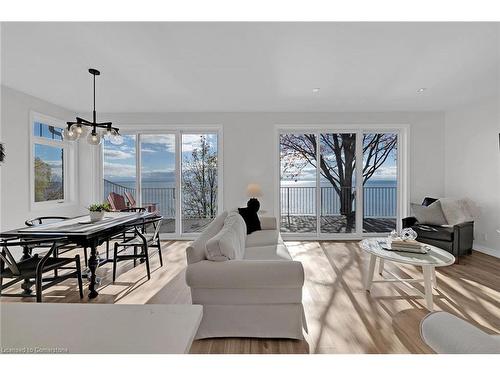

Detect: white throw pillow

[439,198,475,225]
[205,212,247,261]
[411,201,447,226]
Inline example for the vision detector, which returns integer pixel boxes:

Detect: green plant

[88,202,111,212]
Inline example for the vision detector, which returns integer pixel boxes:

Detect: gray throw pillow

[411,201,448,226]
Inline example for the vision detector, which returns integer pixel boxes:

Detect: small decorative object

[246,183,263,212]
[400,228,418,241]
[0,143,4,163]
[88,202,111,222]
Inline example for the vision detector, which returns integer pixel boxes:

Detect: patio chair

[0,237,83,302]
[107,192,129,211]
[113,216,163,281]
[124,191,158,213]
[25,216,88,267]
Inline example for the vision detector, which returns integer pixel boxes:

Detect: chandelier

[64,68,123,146]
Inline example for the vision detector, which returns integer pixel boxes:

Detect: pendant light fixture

[65,68,122,146]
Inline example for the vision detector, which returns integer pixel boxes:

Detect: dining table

[1,211,156,299]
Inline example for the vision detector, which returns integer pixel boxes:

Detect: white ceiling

[1,22,499,112]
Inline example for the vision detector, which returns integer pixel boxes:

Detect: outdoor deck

[280,215,396,233]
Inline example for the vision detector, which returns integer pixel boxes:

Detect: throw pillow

[411,201,448,226]
[238,207,261,234]
[205,212,247,261]
[439,198,475,225]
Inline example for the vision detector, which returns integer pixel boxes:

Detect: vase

[89,211,105,222]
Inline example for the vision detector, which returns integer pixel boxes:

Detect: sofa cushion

[186,211,228,264]
[205,212,246,261]
[244,243,292,261]
[412,224,454,242]
[246,229,279,248]
[411,201,447,226]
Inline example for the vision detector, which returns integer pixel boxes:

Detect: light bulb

[63,126,78,141]
[87,131,101,146]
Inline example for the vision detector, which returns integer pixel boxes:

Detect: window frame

[99,125,223,240]
[275,124,409,241]
[29,111,76,209]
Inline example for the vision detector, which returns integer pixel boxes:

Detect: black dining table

[1,211,155,299]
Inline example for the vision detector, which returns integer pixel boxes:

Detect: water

[280,179,397,218]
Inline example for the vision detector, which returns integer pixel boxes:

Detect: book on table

[380,239,428,254]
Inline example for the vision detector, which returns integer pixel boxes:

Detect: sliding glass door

[362,133,398,233]
[280,133,317,233]
[140,134,176,234]
[279,129,400,237]
[103,130,220,236]
[181,133,219,233]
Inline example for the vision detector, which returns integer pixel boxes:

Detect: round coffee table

[360,238,455,310]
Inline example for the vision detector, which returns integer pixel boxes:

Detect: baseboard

[473,243,500,258]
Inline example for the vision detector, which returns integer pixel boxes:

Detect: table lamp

[246,183,263,212]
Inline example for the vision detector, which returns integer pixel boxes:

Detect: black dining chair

[25,216,88,267]
[112,216,163,282]
[104,207,147,259]
[0,237,84,302]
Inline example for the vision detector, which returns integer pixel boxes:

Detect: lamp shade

[246,183,263,198]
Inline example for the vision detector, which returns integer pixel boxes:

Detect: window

[279,127,402,237]
[102,129,221,237]
[31,115,72,206]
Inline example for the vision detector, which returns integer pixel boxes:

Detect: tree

[182,135,218,219]
[280,133,397,227]
[34,157,52,201]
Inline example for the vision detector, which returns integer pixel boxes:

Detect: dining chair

[25,216,88,267]
[112,216,163,281]
[104,207,147,259]
[0,237,84,302]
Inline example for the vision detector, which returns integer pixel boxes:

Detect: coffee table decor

[360,238,455,310]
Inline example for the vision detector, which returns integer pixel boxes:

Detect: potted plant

[88,202,111,222]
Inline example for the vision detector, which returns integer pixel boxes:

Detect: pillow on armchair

[439,198,476,225]
[411,201,448,226]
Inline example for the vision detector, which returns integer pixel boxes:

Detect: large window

[279,128,401,237]
[102,130,221,236]
[31,117,70,205]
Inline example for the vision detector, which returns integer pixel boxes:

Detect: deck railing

[104,180,396,221]
[280,186,397,218]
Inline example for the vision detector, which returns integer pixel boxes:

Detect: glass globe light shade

[72,124,88,137]
[63,126,78,141]
[87,131,102,146]
[110,132,124,145]
[103,127,113,141]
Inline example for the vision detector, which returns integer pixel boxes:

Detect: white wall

[0,86,81,231]
[79,111,446,218]
[444,96,500,256]
[0,86,448,235]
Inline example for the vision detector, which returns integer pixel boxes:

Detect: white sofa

[185,211,307,339]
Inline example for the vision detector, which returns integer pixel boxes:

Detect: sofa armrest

[453,221,474,254]
[260,216,277,230]
[402,216,418,228]
[186,260,304,289]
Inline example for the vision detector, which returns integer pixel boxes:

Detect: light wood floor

[1,240,499,353]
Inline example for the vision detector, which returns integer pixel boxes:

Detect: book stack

[389,239,427,254]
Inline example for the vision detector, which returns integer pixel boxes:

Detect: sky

[103,133,218,182]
